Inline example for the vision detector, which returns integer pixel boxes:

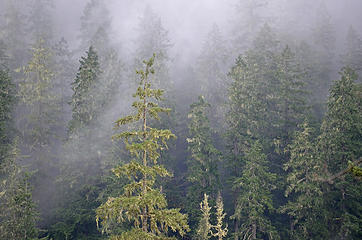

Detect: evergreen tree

[318,67,362,239]
[79,0,111,55]
[231,0,267,53]
[96,55,189,239]
[196,193,212,240]
[211,192,228,240]
[0,49,15,164]
[231,141,278,240]
[27,0,54,44]
[68,46,101,133]
[16,37,59,224]
[274,46,307,154]
[281,122,327,239]
[0,0,29,68]
[0,141,39,240]
[186,96,220,231]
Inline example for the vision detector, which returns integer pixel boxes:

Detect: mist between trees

[0,0,361,239]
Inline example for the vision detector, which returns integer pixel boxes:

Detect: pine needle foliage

[96,54,189,239]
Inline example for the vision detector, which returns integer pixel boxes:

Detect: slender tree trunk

[252,222,256,239]
[142,72,148,232]
[234,219,239,240]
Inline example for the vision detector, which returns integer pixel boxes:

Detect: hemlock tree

[318,67,362,239]
[96,55,189,239]
[186,96,220,231]
[231,141,278,240]
[196,193,212,240]
[281,122,327,239]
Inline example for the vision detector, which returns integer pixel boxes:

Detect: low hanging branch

[317,157,362,184]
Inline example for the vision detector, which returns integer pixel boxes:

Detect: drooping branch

[317,158,362,184]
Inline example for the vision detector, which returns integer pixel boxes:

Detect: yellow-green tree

[96,54,189,239]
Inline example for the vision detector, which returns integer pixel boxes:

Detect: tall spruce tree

[186,96,220,231]
[96,55,189,239]
[231,141,278,240]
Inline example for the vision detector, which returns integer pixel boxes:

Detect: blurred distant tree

[311,2,336,114]
[0,0,29,68]
[231,0,267,53]
[96,55,189,239]
[134,6,172,91]
[196,24,230,127]
[79,0,111,55]
[27,0,54,44]
[342,26,362,75]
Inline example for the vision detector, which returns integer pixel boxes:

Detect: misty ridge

[0,0,361,239]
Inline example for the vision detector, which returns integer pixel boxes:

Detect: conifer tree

[211,192,228,240]
[16,37,60,224]
[0,50,15,164]
[0,141,39,240]
[196,25,230,126]
[17,38,57,151]
[342,26,362,75]
[281,122,327,239]
[69,46,100,133]
[196,193,212,240]
[318,67,362,239]
[134,6,172,90]
[186,96,220,230]
[231,141,278,240]
[96,55,189,239]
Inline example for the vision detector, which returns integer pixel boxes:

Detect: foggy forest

[0,0,361,239]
